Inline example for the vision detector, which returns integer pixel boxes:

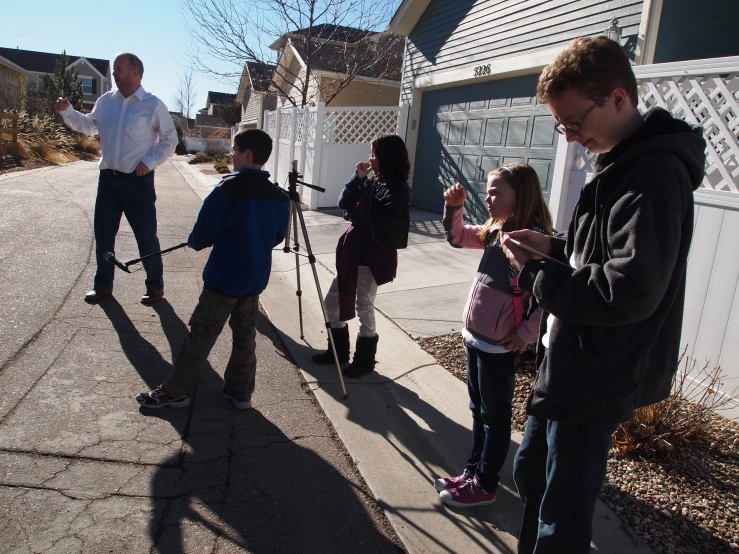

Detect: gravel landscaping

[418,333,739,554]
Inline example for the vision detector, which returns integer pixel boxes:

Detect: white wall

[185,137,230,154]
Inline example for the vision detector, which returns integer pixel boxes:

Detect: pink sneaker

[439,476,496,508]
[434,469,472,492]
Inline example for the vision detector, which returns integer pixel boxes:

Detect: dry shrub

[75,135,101,156]
[14,139,32,160]
[613,349,737,457]
[189,152,213,164]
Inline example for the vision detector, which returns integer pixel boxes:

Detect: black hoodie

[518,108,707,424]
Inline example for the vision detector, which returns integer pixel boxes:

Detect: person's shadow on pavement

[101,299,402,553]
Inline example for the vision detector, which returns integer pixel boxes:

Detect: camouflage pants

[164,287,259,401]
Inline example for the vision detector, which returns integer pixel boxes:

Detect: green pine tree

[44,50,85,114]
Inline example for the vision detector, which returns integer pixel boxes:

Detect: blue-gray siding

[653,0,739,63]
[401,0,645,104]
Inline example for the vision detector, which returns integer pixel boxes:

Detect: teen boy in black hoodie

[502,37,706,554]
[136,129,289,410]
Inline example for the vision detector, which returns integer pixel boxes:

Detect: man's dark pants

[513,415,618,554]
[94,169,163,291]
[163,287,259,402]
[465,345,517,493]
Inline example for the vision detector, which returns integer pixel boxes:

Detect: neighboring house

[389,0,739,218]
[194,90,239,132]
[269,24,403,108]
[204,91,237,116]
[0,54,38,109]
[0,47,111,113]
[235,62,277,131]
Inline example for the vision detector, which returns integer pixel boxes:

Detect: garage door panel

[435,120,449,145]
[464,119,484,146]
[505,117,530,147]
[413,73,558,218]
[527,158,554,198]
[532,116,557,147]
[448,120,465,145]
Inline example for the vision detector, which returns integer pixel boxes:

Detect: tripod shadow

[102,298,402,552]
[275,331,520,553]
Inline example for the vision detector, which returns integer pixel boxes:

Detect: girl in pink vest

[436,163,553,508]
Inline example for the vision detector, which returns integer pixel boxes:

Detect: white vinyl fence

[548,55,739,417]
[264,103,410,209]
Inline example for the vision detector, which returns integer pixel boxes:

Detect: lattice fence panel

[266,112,276,138]
[279,109,293,141]
[295,110,305,144]
[570,72,739,193]
[306,108,317,149]
[323,109,401,145]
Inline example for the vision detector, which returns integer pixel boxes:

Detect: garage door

[412,73,559,223]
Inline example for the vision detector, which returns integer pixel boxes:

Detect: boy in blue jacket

[136,129,289,410]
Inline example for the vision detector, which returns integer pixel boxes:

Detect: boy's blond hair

[537,37,638,107]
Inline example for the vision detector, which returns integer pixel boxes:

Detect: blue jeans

[513,416,618,554]
[93,170,163,291]
[465,345,517,493]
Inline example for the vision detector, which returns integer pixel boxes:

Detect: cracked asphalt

[0,160,404,553]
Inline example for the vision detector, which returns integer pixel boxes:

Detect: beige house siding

[0,64,27,109]
[243,93,264,124]
[318,77,400,107]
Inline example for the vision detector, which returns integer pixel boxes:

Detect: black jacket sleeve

[520,161,690,326]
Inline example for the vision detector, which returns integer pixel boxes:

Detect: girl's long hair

[477,163,554,245]
[371,134,411,182]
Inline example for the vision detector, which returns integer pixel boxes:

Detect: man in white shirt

[56,53,177,305]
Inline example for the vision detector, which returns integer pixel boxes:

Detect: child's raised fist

[444,183,467,207]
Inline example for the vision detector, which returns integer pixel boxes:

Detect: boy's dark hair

[234,129,272,165]
[537,37,638,107]
[371,134,411,182]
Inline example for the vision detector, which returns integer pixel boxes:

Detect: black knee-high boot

[311,325,350,364]
[343,335,379,377]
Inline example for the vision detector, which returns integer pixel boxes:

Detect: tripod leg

[292,201,305,339]
[293,204,348,399]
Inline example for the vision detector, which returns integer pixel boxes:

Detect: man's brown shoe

[84,289,112,304]
[141,289,164,305]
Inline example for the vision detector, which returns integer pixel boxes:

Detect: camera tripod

[282,160,348,398]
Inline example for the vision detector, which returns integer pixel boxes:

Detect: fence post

[398,104,410,141]
[272,109,282,181]
[309,103,326,210]
[299,104,309,176]
[548,135,577,231]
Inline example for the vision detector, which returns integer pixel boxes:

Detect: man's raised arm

[56,97,99,136]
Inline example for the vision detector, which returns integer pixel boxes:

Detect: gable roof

[0,54,37,80]
[283,34,404,81]
[0,47,110,77]
[387,0,431,36]
[206,91,237,105]
[270,24,375,50]
[247,62,275,92]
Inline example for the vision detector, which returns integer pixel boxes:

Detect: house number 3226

[474,64,491,77]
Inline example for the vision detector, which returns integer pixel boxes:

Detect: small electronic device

[507,238,570,268]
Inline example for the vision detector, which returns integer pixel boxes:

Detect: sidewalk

[180,162,653,554]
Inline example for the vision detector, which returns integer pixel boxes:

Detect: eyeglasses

[230,146,243,154]
[553,97,606,135]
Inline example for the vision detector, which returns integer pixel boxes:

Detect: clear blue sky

[4,0,402,115]
[4,0,252,112]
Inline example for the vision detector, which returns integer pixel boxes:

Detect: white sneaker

[222,386,252,410]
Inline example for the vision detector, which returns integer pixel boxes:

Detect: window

[27,76,38,91]
[79,77,93,94]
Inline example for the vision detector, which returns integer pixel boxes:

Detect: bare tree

[181,0,403,107]
[172,71,198,120]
